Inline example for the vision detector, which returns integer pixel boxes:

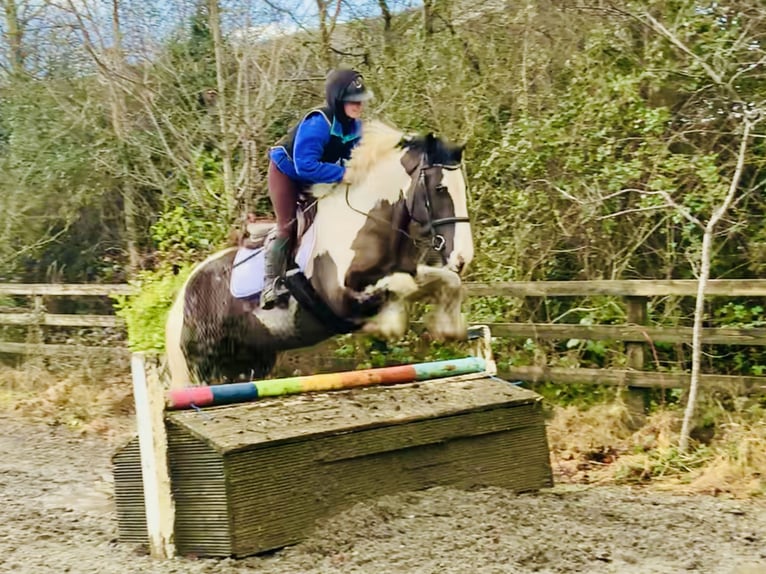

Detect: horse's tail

[165,280,192,389]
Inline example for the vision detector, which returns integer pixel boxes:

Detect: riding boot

[261,235,290,310]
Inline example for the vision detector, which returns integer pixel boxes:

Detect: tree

[207,0,236,216]
[60,0,147,271]
[1,0,25,75]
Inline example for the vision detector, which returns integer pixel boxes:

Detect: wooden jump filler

[113,326,552,559]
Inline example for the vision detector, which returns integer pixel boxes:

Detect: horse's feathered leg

[412,265,467,341]
[358,272,419,339]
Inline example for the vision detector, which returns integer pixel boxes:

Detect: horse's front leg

[411,265,467,341]
[359,272,419,340]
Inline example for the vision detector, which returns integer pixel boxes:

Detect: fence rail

[0,283,130,357]
[464,279,766,396]
[0,284,133,296]
[1,281,765,395]
[465,279,766,297]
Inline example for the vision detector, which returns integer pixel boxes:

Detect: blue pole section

[412,357,486,380]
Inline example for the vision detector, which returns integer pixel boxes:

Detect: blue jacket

[269,110,362,185]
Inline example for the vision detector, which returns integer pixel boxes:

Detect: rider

[261,68,373,309]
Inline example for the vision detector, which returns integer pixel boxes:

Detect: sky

[0,0,423,74]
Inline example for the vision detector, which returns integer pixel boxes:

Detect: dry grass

[686,418,766,497]
[0,357,135,439]
[547,400,766,499]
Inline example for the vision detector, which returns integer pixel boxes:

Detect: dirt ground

[1,412,765,574]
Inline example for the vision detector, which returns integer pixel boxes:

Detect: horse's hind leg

[218,344,277,383]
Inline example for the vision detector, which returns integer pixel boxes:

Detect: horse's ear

[454,142,466,162]
[397,136,413,149]
[424,132,438,159]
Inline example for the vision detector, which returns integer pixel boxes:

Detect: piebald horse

[165,121,474,387]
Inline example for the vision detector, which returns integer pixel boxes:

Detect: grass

[0,355,135,438]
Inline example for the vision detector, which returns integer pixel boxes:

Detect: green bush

[151,205,229,268]
[112,265,192,352]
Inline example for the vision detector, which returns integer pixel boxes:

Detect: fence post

[30,294,44,341]
[625,296,649,422]
[131,352,175,559]
[24,294,46,367]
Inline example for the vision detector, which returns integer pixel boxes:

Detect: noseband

[410,160,471,252]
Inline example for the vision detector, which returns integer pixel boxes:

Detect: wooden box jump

[113,368,552,558]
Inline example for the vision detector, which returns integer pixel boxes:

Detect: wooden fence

[0,283,132,357]
[465,280,766,395]
[1,280,765,395]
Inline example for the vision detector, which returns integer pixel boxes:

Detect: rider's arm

[293,113,346,184]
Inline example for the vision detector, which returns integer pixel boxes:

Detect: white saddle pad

[229,223,316,299]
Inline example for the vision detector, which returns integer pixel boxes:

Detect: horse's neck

[307,160,407,283]
[311,184,377,249]
[316,156,405,233]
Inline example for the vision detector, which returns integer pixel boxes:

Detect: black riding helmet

[325,69,373,123]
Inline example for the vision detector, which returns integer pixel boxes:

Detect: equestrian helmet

[341,74,373,102]
[326,69,373,106]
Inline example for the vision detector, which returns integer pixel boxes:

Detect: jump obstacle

[114,326,553,559]
[166,356,488,409]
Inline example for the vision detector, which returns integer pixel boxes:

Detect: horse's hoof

[363,302,408,340]
[425,313,467,341]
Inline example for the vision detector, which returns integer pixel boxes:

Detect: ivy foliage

[113,265,193,352]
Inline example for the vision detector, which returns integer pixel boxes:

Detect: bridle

[408,158,471,253]
[341,150,471,253]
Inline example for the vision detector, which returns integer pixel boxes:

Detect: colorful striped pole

[167,356,486,410]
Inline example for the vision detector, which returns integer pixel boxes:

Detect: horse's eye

[435,184,448,195]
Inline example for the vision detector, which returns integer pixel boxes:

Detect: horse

[165,120,474,388]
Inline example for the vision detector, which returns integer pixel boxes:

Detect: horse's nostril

[453,257,465,274]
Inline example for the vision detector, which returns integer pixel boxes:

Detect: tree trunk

[208,0,237,216]
[2,0,25,76]
[518,2,534,115]
[423,0,434,35]
[108,0,140,272]
[679,119,754,452]
[316,0,341,69]
[377,0,393,54]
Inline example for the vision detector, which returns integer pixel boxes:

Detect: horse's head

[399,132,474,275]
[307,121,474,311]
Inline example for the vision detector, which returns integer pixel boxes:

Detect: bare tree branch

[641,11,723,86]
[679,115,757,453]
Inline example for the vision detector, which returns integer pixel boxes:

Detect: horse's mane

[310,120,405,197]
[346,120,404,177]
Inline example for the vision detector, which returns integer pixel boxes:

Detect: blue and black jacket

[269,70,364,184]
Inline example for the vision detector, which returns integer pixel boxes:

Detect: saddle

[240,195,318,255]
[230,199,358,333]
[230,197,318,299]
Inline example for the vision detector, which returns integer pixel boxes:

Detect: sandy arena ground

[1,411,765,574]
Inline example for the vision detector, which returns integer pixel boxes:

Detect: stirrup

[261,277,290,310]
